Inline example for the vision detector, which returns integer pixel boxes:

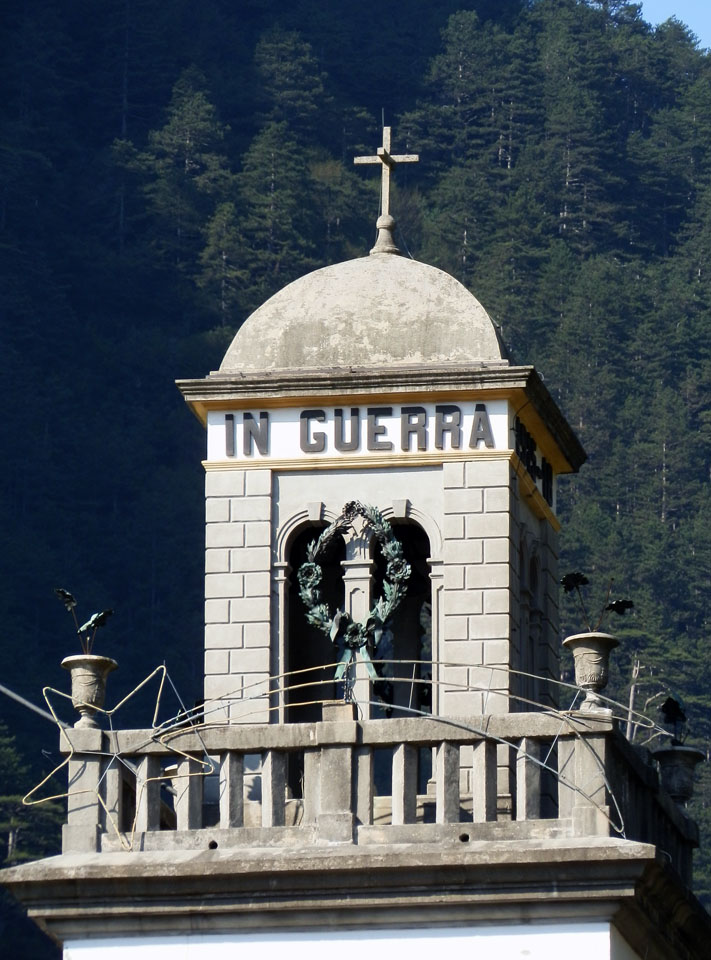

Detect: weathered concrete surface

[219,255,505,373]
[4,838,711,959]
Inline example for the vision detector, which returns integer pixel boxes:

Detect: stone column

[273,560,290,722]
[341,521,375,719]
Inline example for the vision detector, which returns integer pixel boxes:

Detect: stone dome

[219,251,505,373]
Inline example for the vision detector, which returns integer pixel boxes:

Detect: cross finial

[354,126,419,255]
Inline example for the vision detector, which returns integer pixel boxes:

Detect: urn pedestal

[652,745,706,804]
[563,632,618,713]
[61,654,117,728]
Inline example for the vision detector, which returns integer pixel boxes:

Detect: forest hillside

[1,1,710,948]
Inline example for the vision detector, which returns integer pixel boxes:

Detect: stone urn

[61,654,117,728]
[652,745,706,805]
[563,632,618,712]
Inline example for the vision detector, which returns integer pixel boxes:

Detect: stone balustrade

[60,705,698,884]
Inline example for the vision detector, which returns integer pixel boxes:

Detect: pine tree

[236,120,318,313]
[254,27,328,137]
[139,67,234,272]
[198,201,243,326]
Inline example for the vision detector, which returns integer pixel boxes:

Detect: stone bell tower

[5,127,709,960]
[177,126,585,727]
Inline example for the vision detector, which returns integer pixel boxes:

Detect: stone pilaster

[204,468,273,723]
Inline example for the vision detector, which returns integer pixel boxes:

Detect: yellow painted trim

[202,449,512,472]
[508,388,570,475]
[510,452,561,532]
[191,388,576,475]
[194,385,514,412]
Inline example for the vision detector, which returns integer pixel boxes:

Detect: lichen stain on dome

[219,253,505,373]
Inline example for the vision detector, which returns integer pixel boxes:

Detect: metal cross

[354,126,419,218]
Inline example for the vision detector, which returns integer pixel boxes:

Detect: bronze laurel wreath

[296,501,411,680]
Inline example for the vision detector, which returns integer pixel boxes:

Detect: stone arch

[516,530,544,712]
[369,516,433,718]
[274,504,436,723]
[380,504,442,559]
[275,505,341,565]
[274,510,346,724]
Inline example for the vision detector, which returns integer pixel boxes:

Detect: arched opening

[517,542,542,712]
[372,522,432,718]
[286,524,345,724]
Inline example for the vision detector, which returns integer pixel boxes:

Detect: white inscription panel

[207,401,510,461]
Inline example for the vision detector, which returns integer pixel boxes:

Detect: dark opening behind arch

[372,521,432,718]
[286,524,345,723]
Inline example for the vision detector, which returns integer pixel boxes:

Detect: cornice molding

[177,363,586,474]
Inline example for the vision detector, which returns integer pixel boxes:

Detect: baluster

[175,756,204,830]
[103,756,123,837]
[557,736,576,820]
[219,751,244,828]
[392,743,417,825]
[516,737,541,820]
[262,749,286,827]
[355,746,373,826]
[436,741,460,823]
[134,755,161,833]
[303,749,320,824]
[472,738,497,822]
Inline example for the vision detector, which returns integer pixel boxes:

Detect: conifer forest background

[2,0,711,950]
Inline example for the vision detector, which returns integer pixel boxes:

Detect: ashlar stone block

[464,513,509,539]
[205,548,230,574]
[466,613,510,640]
[205,498,230,523]
[443,564,465,590]
[441,688,483,716]
[466,563,509,589]
[245,469,272,496]
[485,487,511,513]
[205,572,248,599]
[443,514,465,539]
[230,647,270,675]
[230,496,271,522]
[205,649,230,675]
[205,599,230,624]
[442,615,469,641]
[206,470,244,498]
[243,621,270,647]
[229,546,271,572]
[447,590,483,616]
[441,640,482,664]
[482,638,510,665]
[204,675,240,707]
[205,622,243,650]
[444,539,484,564]
[443,488,483,515]
[206,522,245,549]
[244,571,270,597]
[245,521,271,547]
[483,589,510,614]
[443,461,465,489]
[484,538,511,563]
[465,459,509,487]
[228,596,270,622]
[470,665,509,691]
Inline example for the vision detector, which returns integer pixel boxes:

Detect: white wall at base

[64,921,639,960]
